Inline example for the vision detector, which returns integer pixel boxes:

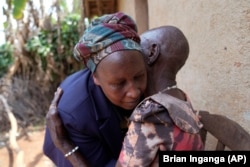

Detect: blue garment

[43,69,123,167]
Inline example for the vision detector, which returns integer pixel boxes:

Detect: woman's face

[93,50,147,110]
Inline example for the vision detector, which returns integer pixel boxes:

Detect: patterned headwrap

[73,12,142,72]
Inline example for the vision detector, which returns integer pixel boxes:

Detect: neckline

[160,85,177,93]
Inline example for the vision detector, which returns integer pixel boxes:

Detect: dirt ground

[0,128,219,167]
[0,129,55,167]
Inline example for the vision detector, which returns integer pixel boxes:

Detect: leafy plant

[25,13,83,76]
[12,0,28,20]
[0,43,13,77]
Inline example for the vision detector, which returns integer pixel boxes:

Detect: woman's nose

[126,84,141,99]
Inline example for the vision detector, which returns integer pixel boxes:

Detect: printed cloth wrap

[118,92,204,167]
[73,12,142,72]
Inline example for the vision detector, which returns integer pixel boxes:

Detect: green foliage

[60,14,82,59]
[0,43,13,77]
[13,0,27,20]
[25,13,82,75]
[60,0,69,14]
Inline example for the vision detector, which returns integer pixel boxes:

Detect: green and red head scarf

[73,12,142,72]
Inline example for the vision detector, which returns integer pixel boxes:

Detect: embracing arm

[46,87,118,167]
[46,87,90,167]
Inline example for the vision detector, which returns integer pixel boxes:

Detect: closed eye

[111,80,125,88]
[135,73,145,81]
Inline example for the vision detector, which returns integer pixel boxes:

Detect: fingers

[50,87,63,109]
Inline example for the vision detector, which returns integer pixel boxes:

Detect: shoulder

[60,69,91,89]
[130,92,203,133]
[129,97,172,124]
[59,69,93,109]
[151,92,203,133]
[57,69,116,129]
[57,69,98,123]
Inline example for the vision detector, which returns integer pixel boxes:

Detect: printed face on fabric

[93,50,147,110]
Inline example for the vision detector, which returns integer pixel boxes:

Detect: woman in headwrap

[43,12,147,167]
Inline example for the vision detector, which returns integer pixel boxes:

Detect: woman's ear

[93,74,100,86]
[147,43,160,65]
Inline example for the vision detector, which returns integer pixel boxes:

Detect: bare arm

[46,87,90,167]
